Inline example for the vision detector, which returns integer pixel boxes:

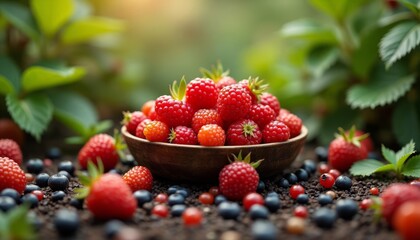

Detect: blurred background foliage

[1,0,419,148]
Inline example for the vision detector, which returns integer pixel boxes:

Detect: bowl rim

[121,125,308,149]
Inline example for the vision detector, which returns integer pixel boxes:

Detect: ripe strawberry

[169,126,197,145]
[200,61,236,90]
[260,92,280,116]
[141,100,155,117]
[0,119,25,146]
[0,157,26,194]
[226,119,262,145]
[78,133,124,172]
[262,120,290,143]
[354,130,374,152]
[328,127,368,172]
[0,139,22,165]
[122,111,148,135]
[155,78,194,127]
[393,201,420,240]
[381,184,420,224]
[185,78,219,111]
[123,166,153,191]
[247,104,276,130]
[77,162,136,220]
[197,124,225,146]
[143,120,170,142]
[278,113,302,138]
[191,109,222,134]
[217,84,252,124]
[219,152,262,201]
[135,119,152,139]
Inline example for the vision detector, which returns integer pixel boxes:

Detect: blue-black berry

[278,178,290,188]
[0,196,16,212]
[51,191,66,201]
[26,159,44,174]
[1,188,21,203]
[48,174,69,191]
[257,181,266,193]
[170,204,186,217]
[46,147,61,160]
[104,220,125,239]
[318,194,333,206]
[35,173,50,188]
[218,201,241,220]
[54,209,79,236]
[284,173,298,184]
[168,193,185,206]
[295,169,309,181]
[21,193,39,208]
[24,184,41,194]
[302,159,317,174]
[57,161,75,176]
[315,146,328,162]
[334,176,352,190]
[265,196,281,213]
[133,190,152,207]
[251,220,278,240]
[313,208,336,229]
[69,198,84,210]
[249,205,269,220]
[296,194,309,204]
[214,195,227,206]
[336,199,359,220]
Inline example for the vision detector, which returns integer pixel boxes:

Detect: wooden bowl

[122,126,308,183]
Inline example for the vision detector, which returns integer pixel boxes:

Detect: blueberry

[266,192,278,198]
[0,196,16,212]
[296,194,309,204]
[336,199,359,220]
[26,158,44,174]
[1,188,21,203]
[51,191,66,202]
[313,208,336,229]
[302,159,317,174]
[295,169,309,181]
[104,220,124,239]
[46,147,61,160]
[69,198,84,209]
[57,161,75,176]
[133,190,152,207]
[58,170,72,180]
[278,178,290,188]
[168,193,185,206]
[170,204,186,217]
[251,220,278,240]
[214,195,227,206]
[315,146,328,162]
[21,193,39,208]
[218,201,241,220]
[54,209,79,236]
[257,181,265,193]
[24,184,41,194]
[167,186,180,195]
[48,174,69,191]
[175,188,189,197]
[249,205,269,220]
[284,173,298,184]
[334,176,352,190]
[318,194,333,206]
[264,196,281,213]
[35,173,50,188]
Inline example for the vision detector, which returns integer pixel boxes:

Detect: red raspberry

[0,157,26,194]
[262,120,290,143]
[226,119,262,145]
[247,104,276,130]
[278,108,290,117]
[217,84,252,124]
[192,109,222,134]
[122,166,153,191]
[278,113,302,138]
[155,95,194,128]
[143,120,170,142]
[169,126,197,145]
[200,62,236,90]
[78,134,121,171]
[141,100,155,117]
[186,78,219,111]
[216,76,236,90]
[0,139,22,165]
[260,92,280,116]
[381,184,420,224]
[135,119,152,139]
[122,111,148,135]
[197,124,225,146]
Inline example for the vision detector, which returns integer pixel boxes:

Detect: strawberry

[123,166,153,191]
[0,119,25,147]
[143,120,170,142]
[226,119,262,145]
[0,139,22,165]
[191,109,222,134]
[262,120,290,143]
[393,201,420,240]
[77,161,136,220]
[78,133,124,172]
[0,157,26,194]
[141,100,155,117]
[217,84,252,124]
[380,183,420,224]
[355,130,374,152]
[219,152,262,201]
[169,126,197,145]
[185,78,219,111]
[155,78,194,127]
[200,62,236,90]
[260,92,280,116]
[197,124,225,146]
[247,104,276,130]
[122,111,148,135]
[278,113,302,138]
[135,119,152,139]
[328,127,368,172]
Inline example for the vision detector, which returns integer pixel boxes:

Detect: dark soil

[27,146,402,240]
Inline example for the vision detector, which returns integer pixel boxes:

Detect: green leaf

[280,19,337,44]
[346,64,415,109]
[396,140,416,171]
[399,0,420,14]
[30,0,74,37]
[402,155,420,177]
[392,100,420,146]
[0,2,40,41]
[307,45,339,78]
[6,93,53,141]
[381,144,397,165]
[380,22,420,68]
[350,159,386,176]
[309,0,369,21]
[22,66,85,93]
[0,76,14,95]
[374,163,396,173]
[0,56,21,93]
[61,17,124,44]
[7,205,36,240]
[307,67,347,94]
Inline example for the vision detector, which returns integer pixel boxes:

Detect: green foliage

[0,205,36,240]
[350,140,420,178]
[392,100,420,145]
[309,0,370,21]
[0,2,39,41]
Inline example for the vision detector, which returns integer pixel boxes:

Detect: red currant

[152,204,169,218]
[319,173,335,189]
[318,163,330,174]
[328,169,341,179]
[199,193,214,205]
[360,199,373,211]
[243,193,264,211]
[182,207,203,226]
[289,185,305,200]
[155,193,168,203]
[209,186,219,196]
[370,187,379,196]
[294,206,308,218]
[31,190,44,201]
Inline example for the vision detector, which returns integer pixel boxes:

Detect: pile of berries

[122,73,303,146]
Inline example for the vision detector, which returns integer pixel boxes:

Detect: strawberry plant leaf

[280,19,337,44]
[307,45,339,78]
[61,17,124,44]
[309,0,369,21]
[392,100,420,147]
[350,159,386,176]
[402,155,420,177]
[30,0,74,37]
[0,76,15,95]
[399,0,420,15]
[395,140,416,171]
[6,93,53,141]
[373,163,396,173]
[0,56,21,94]
[381,144,397,165]
[0,2,40,41]
[380,21,420,68]
[22,66,85,93]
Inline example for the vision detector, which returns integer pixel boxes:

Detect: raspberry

[192,109,222,134]
[0,157,26,194]
[155,95,194,128]
[247,104,276,130]
[122,166,153,191]
[217,84,252,124]
[0,139,22,165]
[262,120,290,143]
[226,119,262,145]
[169,126,197,145]
[260,92,280,116]
[122,111,148,135]
[216,77,236,90]
[135,119,152,139]
[381,184,420,224]
[186,78,219,111]
[278,113,302,138]
[141,100,155,117]
[197,124,225,146]
[143,120,170,142]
